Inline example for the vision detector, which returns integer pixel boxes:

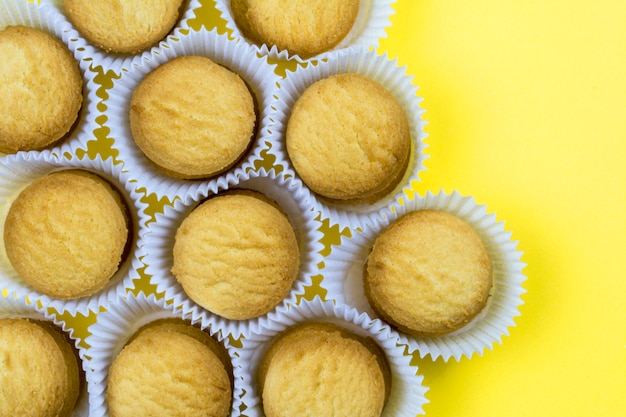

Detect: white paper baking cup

[38,0,202,74]
[323,190,527,361]
[214,0,396,63]
[104,26,280,201]
[0,151,150,315]
[84,292,244,417]
[237,296,428,417]
[0,0,102,159]
[141,167,324,340]
[0,292,89,417]
[266,46,428,230]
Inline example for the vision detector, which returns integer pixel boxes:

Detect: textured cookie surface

[286,73,411,203]
[0,318,80,417]
[3,170,129,299]
[130,55,256,179]
[0,25,82,154]
[64,0,184,53]
[231,0,359,58]
[365,210,493,337]
[172,191,300,320]
[106,319,232,417]
[259,322,390,417]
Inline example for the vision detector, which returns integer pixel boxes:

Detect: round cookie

[107,319,232,417]
[171,191,300,320]
[364,210,493,337]
[0,318,80,417]
[3,170,129,299]
[129,55,256,179]
[286,73,411,204]
[231,0,359,58]
[63,0,184,54]
[0,25,83,154]
[259,322,390,417]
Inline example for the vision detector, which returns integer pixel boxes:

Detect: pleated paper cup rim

[37,0,203,75]
[104,26,280,201]
[142,167,324,340]
[214,0,396,63]
[0,0,102,159]
[323,190,527,361]
[83,292,245,417]
[0,151,150,315]
[266,46,428,230]
[0,292,90,417]
[237,296,429,417]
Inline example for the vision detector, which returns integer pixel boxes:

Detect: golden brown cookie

[0,318,80,417]
[64,0,185,54]
[171,190,300,320]
[106,319,232,417]
[0,25,83,154]
[365,210,493,337]
[3,170,129,299]
[259,322,390,417]
[129,55,256,179]
[286,73,411,204]
[231,0,359,58]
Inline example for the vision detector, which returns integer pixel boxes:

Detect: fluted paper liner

[142,168,324,339]
[266,46,428,230]
[214,0,396,63]
[323,190,527,361]
[0,0,102,158]
[0,151,149,314]
[237,296,428,416]
[0,292,89,417]
[103,27,280,201]
[83,292,244,417]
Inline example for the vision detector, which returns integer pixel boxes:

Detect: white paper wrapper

[214,0,396,63]
[0,0,102,158]
[38,0,202,74]
[0,151,150,315]
[267,47,428,230]
[142,167,324,340]
[84,292,244,417]
[323,190,527,361]
[0,292,89,417]
[237,296,428,417]
[104,27,280,201]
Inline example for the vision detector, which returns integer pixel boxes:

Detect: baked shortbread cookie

[107,319,232,417]
[0,318,80,417]
[64,0,184,54]
[231,0,359,58]
[0,25,82,154]
[365,210,493,337]
[172,191,300,320]
[3,170,129,299]
[286,73,411,204]
[129,55,256,179]
[259,322,390,417]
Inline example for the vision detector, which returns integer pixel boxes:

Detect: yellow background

[381,1,626,416]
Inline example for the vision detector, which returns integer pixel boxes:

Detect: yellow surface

[381,1,626,416]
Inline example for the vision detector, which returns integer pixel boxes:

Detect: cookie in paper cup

[0,293,88,417]
[237,296,428,417]
[267,47,427,229]
[0,152,149,314]
[142,168,323,339]
[50,0,202,74]
[215,0,396,62]
[0,0,100,157]
[84,292,242,417]
[323,190,527,361]
[105,27,279,201]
